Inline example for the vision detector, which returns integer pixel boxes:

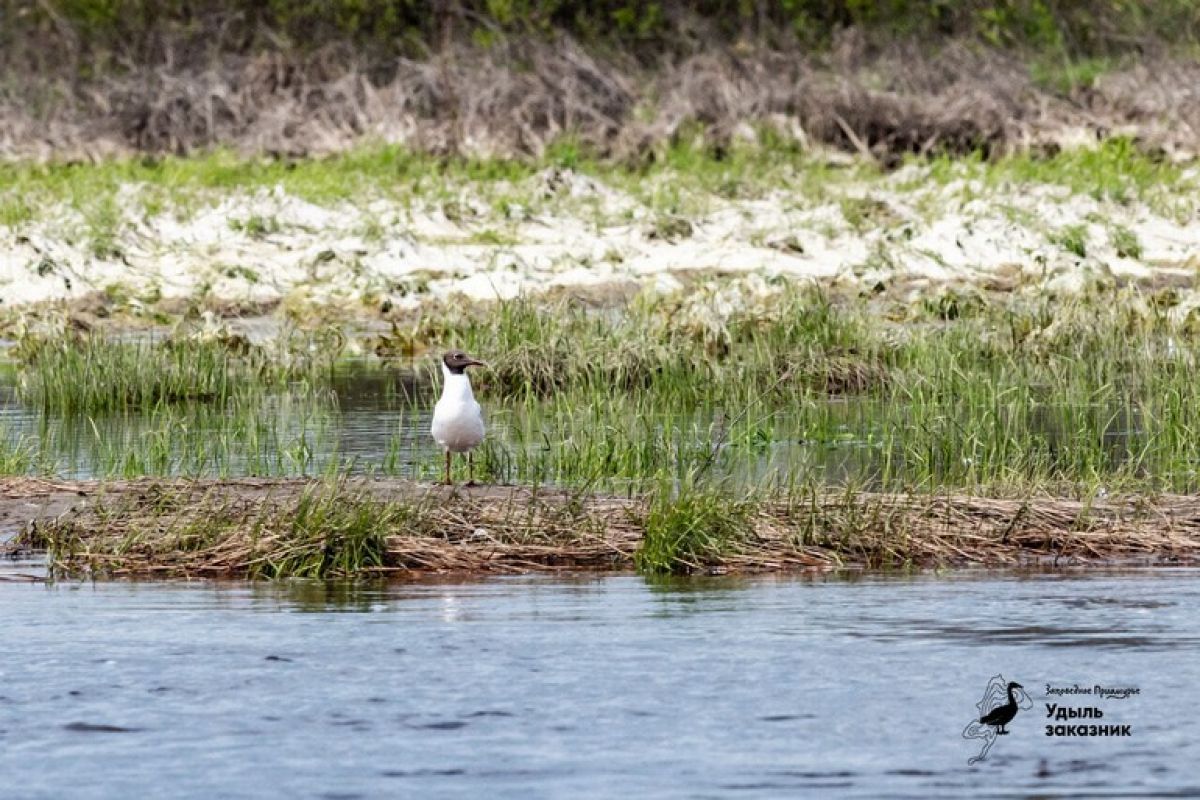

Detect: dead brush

[4,31,1200,160]
[9,477,1200,578]
[16,478,643,578]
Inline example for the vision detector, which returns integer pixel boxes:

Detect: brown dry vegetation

[3,32,1200,161]
[4,477,1200,579]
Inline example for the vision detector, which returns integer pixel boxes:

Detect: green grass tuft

[636,478,753,573]
[1111,224,1143,259]
[1052,223,1089,258]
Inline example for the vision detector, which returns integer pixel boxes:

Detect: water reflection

[255,578,396,612]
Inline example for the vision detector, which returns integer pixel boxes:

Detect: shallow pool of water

[1,363,1151,492]
[1,567,1195,798]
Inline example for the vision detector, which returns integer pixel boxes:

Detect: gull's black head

[1008,682,1024,691]
[443,350,487,375]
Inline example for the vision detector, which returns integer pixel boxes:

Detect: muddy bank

[3,477,1199,578]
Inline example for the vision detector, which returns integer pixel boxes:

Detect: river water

[2,565,1195,798]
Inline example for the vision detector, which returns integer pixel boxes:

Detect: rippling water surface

[1,566,1196,798]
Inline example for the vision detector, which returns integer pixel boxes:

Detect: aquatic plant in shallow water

[7,281,1200,497]
[0,427,37,474]
[20,473,1196,578]
[415,284,1200,496]
[14,333,334,414]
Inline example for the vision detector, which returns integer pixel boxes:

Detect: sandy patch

[3,164,1199,320]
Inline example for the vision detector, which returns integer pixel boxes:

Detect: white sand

[2,163,1198,318]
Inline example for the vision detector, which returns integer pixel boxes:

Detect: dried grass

[4,477,1199,578]
[2,33,1198,161]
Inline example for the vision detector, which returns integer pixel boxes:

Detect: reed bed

[9,478,640,578]
[6,282,1200,496]
[14,333,336,414]
[441,284,1200,495]
[7,477,1199,578]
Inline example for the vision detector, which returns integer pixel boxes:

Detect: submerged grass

[18,337,251,412]
[56,396,337,479]
[0,427,36,474]
[425,282,1200,497]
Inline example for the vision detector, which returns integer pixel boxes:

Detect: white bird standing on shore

[431,350,488,485]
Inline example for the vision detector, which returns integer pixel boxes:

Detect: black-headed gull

[431,350,488,485]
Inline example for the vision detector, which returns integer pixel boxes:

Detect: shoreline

[4,477,1199,579]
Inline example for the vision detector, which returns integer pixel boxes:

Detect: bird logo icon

[963,675,1032,764]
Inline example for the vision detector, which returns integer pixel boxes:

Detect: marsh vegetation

[5,5,1200,574]
[6,276,1200,574]
[9,281,1200,493]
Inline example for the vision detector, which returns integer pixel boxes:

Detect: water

[0,366,435,480]
[2,567,1196,798]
